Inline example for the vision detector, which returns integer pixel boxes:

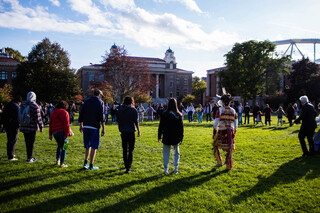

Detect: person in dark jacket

[117,97,140,174]
[294,95,317,156]
[244,102,250,124]
[79,89,105,170]
[158,98,184,175]
[2,96,22,160]
[252,103,260,124]
[286,103,295,126]
[263,104,273,126]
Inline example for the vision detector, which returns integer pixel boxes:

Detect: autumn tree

[87,80,114,103]
[102,45,155,103]
[220,40,290,101]
[182,94,195,105]
[13,38,80,102]
[286,58,320,103]
[0,84,13,103]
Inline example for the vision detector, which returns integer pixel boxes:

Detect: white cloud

[177,0,202,13]
[0,0,239,52]
[153,0,202,13]
[49,0,60,7]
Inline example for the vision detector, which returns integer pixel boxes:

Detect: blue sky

[1,0,320,77]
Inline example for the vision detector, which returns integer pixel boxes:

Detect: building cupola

[164,47,176,69]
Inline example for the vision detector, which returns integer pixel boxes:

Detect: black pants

[265,116,271,126]
[121,132,135,170]
[244,113,250,124]
[206,113,211,122]
[298,129,315,155]
[6,128,19,159]
[24,131,36,159]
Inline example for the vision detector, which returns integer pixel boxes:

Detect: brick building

[77,45,193,103]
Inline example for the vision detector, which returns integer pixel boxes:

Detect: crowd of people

[1,90,319,174]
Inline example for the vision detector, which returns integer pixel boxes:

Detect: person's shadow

[231,155,320,204]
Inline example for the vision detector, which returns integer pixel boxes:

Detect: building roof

[0,57,20,66]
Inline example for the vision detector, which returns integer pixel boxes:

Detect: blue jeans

[188,111,193,123]
[198,114,203,123]
[238,113,243,124]
[53,131,66,165]
[163,144,180,172]
[112,114,117,123]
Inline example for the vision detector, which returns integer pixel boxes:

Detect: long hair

[166,98,182,116]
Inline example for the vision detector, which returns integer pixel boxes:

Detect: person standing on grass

[2,96,22,161]
[237,103,243,125]
[244,102,250,124]
[255,111,264,126]
[158,98,184,175]
[186,103,195,123]
[263,104,273,126]
[252,103,260,124]
[212,94,237,170]
[117,97,141,174]
[79,89,105,170]
[294,95,317,157]
[274,106,286,126]
[49,101,74,168]
[20,91,44,163]
[146,103,156,123]
[204,104,212,124]
[196,104,204,124]
[286,103,295,127]
[137,103,145,123]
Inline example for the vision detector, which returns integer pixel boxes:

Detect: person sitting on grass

[212,93,237,171]
[49,101,74,168]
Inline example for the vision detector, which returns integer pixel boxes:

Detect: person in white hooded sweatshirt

[19,91,44,163]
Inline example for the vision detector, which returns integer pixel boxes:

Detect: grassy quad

[0,115,319,212]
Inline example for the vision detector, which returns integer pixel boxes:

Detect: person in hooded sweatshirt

[20,91,44,163]
[117,97,141,174]
[158,98,184,175]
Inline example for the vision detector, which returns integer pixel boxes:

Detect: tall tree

[192,76,207,96]
[286,58,320,103]
[102,45,155,103]
[13,38,80,102]
[3,47,26,62]
[220,40,289,101]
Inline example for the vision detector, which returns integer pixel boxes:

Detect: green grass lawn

[0,116,319,212]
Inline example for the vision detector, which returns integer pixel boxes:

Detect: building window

[176,91,180,97]
[176,77,180,84]
[184,78,188,85]
[99,74,104,82]
[0,71,7,80]
[169,92,173,97]
[170,81,173,88]
[12,72,17,78]
[89,74,94,81]
[184,89,187,96]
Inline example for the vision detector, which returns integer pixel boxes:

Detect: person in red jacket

[49,101,74,168]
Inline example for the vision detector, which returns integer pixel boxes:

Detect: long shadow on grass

[0,165,73,191]
[231,156,320,204]
[0,169,121,205]
[95,169,227,213]
[7,173,163,212]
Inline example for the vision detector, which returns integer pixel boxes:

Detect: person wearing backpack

[2,96,22,160]
[19,91,44,163]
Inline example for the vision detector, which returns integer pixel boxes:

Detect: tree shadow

[95,169,228,212]
[231,156,320,204]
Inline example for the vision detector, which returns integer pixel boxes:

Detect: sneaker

[173,170,179,174]
[83,163,89,169]
[164,169,169,175]
[56,160,60,165]
[89,166,99,170]
[8,158,18,161]
[214,164,222,167]
[60,164,68,168]
[26,158,37,163]
[125,168,131,174]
